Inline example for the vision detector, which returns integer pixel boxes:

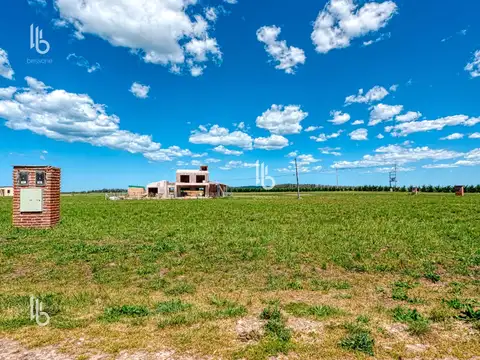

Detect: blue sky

[0,0,479,191]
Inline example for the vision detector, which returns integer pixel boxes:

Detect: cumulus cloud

[257,25,306,74]
[311,0,397,54]
[385,115,480,137]
[54,0,222,75]
[319,147,342,156]
[440,133,464,140]
[253,134,289,150]
[345,85,389,104]
[130,82,150,99]
[329,110,350,125]
[465,50,480,78]
[422,163,458,169]
[0,87,17,99]
[66,53,101,73]
[286,151,298,158]
[349,128,368,141]
[220,160,257,170]
[256,105,308,135]
[368,103,403,125]
[0,48,14,80]
[294,154,321,166]
[396,111,421,122]
[376,133,384,139]
[332,144,464,169]
[469,133,480,139]
[352,120,364,125]
[310,130,343,142]
[189,124,253,149]
[0,77,194,162]
[305,126,323,132]
[422,149,480,168]
[213,145,243,156]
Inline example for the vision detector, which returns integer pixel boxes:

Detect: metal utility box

[20,189,43,212]
[12,166,61,228]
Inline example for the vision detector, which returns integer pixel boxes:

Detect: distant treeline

[63,189,127,194]
[230,184,480,193]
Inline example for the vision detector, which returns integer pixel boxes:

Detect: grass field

[0,193,479,359]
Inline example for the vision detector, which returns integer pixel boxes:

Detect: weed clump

[392,306,430,335]
[340,320,375,356]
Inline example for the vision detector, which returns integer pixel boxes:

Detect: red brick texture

[12,166,61,229]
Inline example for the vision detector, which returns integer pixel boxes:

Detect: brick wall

[12,166,61,228]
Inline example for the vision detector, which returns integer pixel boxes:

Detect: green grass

[0,193,479,358]
[392,306,431,335]
[284,302,343,319]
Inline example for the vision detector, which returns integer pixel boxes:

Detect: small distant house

[146,166,227,199]
[128,185,145,198]
[0,186,13,197]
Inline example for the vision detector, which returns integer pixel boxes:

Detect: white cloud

[66,53,101,73]
[422,149,480,168]
[349,128,368,141]
[465,50,480,78]
[54,0,222,76]
[362,32,391,47]
[305,126,323,132]
[311,0,397,54]
[329,110,350,125]
[396,111,421,122]
[0,87,17,99]
[257,25,306,74]
[220,161,257,170]
[213,145,243,156]
[130,82,150,99]
[276,165,313,173]
[204,158,220,163]
[369,103,403,125]
[253,134,289,150]
[345,85,389,104]
[385,115,480,137]
[332,144,463,169]
[319,147,341,156]
[0,77,194,162]
[224,0,237,3]
[0,48,14,80]
[368,166,415,173]
[422,163,458,169]
[286,151,298,157]
[256,104,308,135]
[205,7,217,22]
[352,120,364,125]
[189,124,253,149]
[440,133,464,141]
[310,130,343,142]
[376,133,384,139]
[191,152,208,158]
[469,133,480,139]
[294,154,321,166]
[389,84,398,92]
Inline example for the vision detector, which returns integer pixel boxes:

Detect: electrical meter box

[12,166,61,228]
[20,189,43,212]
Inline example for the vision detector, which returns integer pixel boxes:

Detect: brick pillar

[12,166,61,228]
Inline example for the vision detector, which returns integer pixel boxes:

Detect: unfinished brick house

[146,165,227,199]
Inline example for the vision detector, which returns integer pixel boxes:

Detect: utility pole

[295,157,300,199]
[336,167,339,187]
